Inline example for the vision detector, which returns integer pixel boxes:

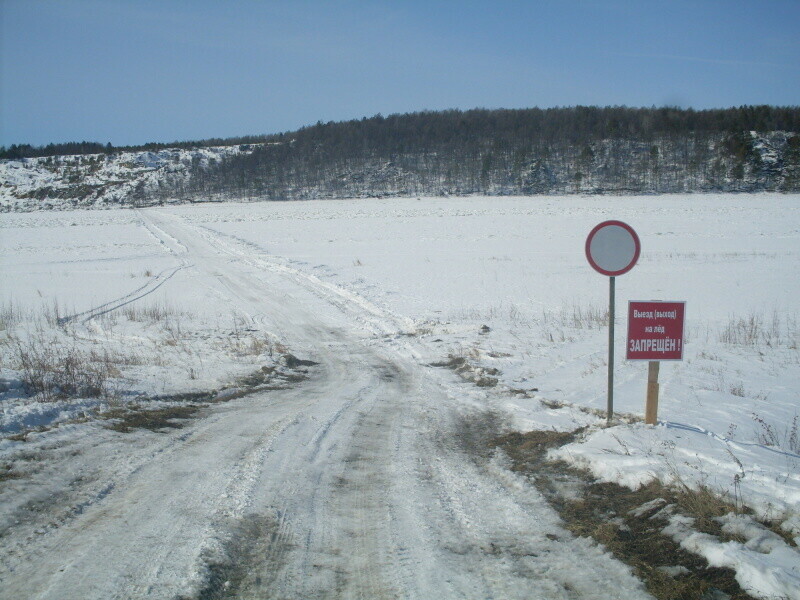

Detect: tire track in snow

[56,263,186,325]
[56,212,189,325]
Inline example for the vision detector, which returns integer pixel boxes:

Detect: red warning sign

[627,301,686,361]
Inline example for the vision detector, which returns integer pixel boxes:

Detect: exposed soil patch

[0,463,22,482]
[148,391,216,403]
[430,355,499,388]
[98,355,316,434]
[493,429,759,600]
[429,356,469,369]
[103,405,201,433]
[189,514,293,600]
[280,353,319,369]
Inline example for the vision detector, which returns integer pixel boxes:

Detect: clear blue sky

[2,0,799,147]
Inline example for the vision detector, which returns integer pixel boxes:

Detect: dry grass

[0,299,72,330]
[121,302,190,323]
[729,381,746,397]
[2,301,301,440]
[493,429,759,600]
[446,302,535,328]
[752,413,800,455]
[557,484,752,600]
[444,301,610,346]
[542,303,609,330]
[226,335,285,358]
[661,479,744,534]
[536,302,610,344]
[719,311,798,348]
[9,334,120,401]
[0,300,24,330]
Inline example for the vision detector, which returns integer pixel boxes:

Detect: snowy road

[0,209,649,599]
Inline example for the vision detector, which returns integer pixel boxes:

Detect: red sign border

[585,220,641,276]
[626,300,686,362]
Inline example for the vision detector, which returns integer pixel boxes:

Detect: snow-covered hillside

[3,125,799,213]
[0,144,257,212]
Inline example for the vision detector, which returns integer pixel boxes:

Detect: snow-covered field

[1,194,799,599]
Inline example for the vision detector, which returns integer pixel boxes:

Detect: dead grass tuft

[121,302,189,323]
[10,334,119,401]
[102,405,201,432]
[541,303,609,332]
[670,481,743,534]
[752,413,800,454]
[0,300,25,330]
[719,311,798,348]
[226,333,286,358]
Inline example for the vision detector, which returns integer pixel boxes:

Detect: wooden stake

[645,361,660,425]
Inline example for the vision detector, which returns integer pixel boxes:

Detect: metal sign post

[607,275,615,423]
[585,221,641,423]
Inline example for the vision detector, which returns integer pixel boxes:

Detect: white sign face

[585,220,640,276]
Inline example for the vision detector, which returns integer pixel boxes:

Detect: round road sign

[585,220,640,276]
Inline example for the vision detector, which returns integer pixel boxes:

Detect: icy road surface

[0,210,649,599]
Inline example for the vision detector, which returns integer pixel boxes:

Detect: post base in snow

[645,361,660,425]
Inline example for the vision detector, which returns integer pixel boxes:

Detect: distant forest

[4,106,800,196]
[0,135,267,160]
[175,106,800,197]
[4,105,799,161]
